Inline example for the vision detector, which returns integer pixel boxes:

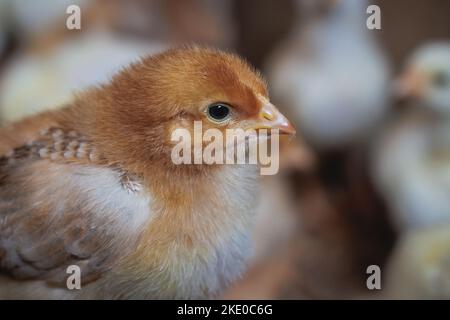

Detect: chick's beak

[394,67,427,99]
[247,102,296,135]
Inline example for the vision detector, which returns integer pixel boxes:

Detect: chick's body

[373,42,450,232]
[0,47,293,299]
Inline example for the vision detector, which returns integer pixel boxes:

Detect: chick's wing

[0,128,149,287]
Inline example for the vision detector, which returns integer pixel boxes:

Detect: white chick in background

[395,42,450,115]
[373,42,450,232]
[267,0,390,148]
[0,30,164,122]
[385,225,450,299]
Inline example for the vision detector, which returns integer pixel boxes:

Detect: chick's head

[82,47,294,172]
[396,42,450,115]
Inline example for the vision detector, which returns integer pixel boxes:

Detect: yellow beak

[247,102,296,135]
[394,67,427,99]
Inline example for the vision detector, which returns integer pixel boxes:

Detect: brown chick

[0,47,295,299]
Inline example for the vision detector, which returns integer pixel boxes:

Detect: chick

[395,42,450,114]
[267,0,390,149]
[373,42,450,232]
[0,47,295,299]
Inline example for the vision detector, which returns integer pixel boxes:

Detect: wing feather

[0,127,147,287]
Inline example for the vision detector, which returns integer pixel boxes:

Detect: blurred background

[0,0,449,299]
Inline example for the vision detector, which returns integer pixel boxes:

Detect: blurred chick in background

[0,47,295,299]
[373,42,450,232]
[395,42,450,115]
[267,0,390,149]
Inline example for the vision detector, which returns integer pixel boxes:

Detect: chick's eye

[206,103,231,123]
